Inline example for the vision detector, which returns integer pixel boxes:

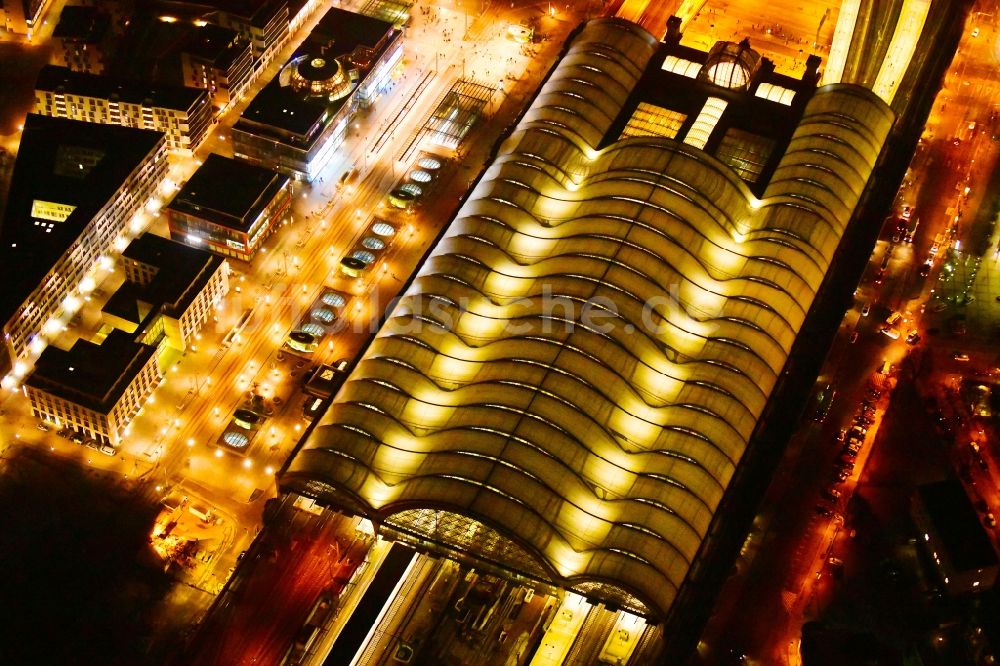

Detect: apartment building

[105,232,230,351]
[25,330,162,447]
[51,5,113,74]
[0,115,167,380]
[34,65,211,151]
[25,233,229,445]
[178,24,254,111]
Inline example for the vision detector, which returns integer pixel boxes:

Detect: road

[696,3,1000,664]
[187,504,368,666]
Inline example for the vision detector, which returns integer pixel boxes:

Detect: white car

[99,443,117,457]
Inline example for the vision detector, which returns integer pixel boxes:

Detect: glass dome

[362,237,386,251]
[223,431,249,449]
[372,222,396,237]
[288,53,353,100]
[321,291,346,308]
[311,307,336,324]
[399,183,423,197]
[301,322,326,336]
[410,170,433,183]
[352,250,376,265]
[417,156,442,170]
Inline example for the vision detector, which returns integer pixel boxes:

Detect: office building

[105,232,230,351]
[0,115,167,380]
[912,480,998,595]
[25,330,161,447]
[231,7,402,181]
[281,15,894,634]
[51,5,113,74]
[25,233,229,444]
[34,65,212,151]
[166,154,292,261]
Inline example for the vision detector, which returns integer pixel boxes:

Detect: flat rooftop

[36,64,205,112]
[168,154,289,231]
[136,0,285,25]
[0,114,164,328]
[26,329,157,413]
[311,5,395,56]
[917,480,999,572]
[178,23,246,68]
[234,7,395,142]
[53,5,110,42]
[120,232,225,319]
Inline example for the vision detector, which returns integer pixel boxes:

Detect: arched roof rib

[282,21,894,619]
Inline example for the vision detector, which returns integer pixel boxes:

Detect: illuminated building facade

[178,24,255,111]
[33,65,212,151]
[281,17,893,625]
[26,234,228,445]
[166,154,292,261]
[231,7,402,181]
[205,0,289,66]
[25,330,161,447]
[51,5,113,75]
[107,233,230,351]
[1,0,55,37]
[0,115,167,381]
[911,480,999,595]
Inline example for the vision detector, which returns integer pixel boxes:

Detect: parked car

[815,505,834,517]
[953,352,970,362]
[986,513,997,528]
[861,301,871,317]
[99,444,116,457]
[823,488,842,501]
[35,423,50,432]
